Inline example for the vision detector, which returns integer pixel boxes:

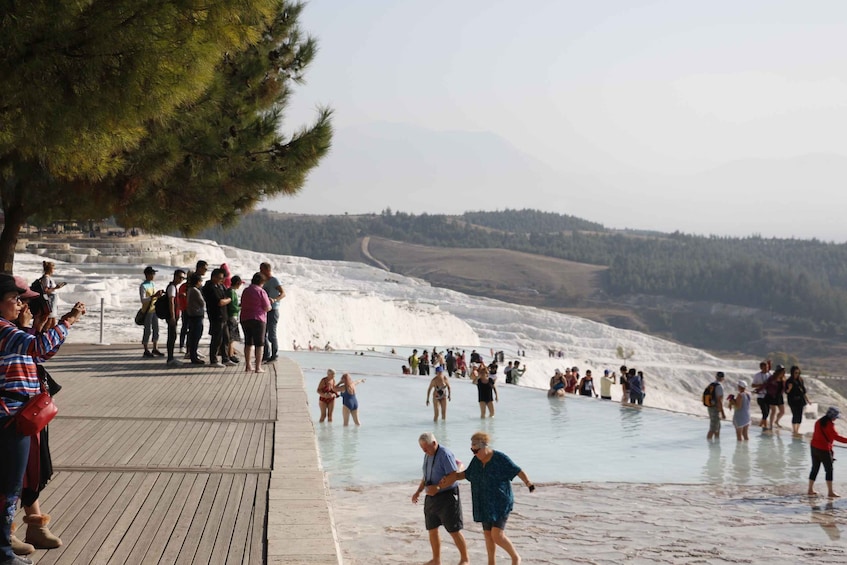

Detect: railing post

[100,297,105,344]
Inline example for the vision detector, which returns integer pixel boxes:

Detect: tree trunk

[0,204,26,273]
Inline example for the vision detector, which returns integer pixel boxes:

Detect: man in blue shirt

[260,262,285,363]
[411,433,469,565]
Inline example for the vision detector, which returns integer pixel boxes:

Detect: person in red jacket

[808,407,847,497]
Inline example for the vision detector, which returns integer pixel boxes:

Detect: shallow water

[290,351,824,488]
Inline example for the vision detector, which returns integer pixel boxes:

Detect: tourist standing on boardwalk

[225,276,243,364]
[164,269,186,367]
[260,262,285,364]
[334,373,365,426]
[706,372,726,440]
[36,262,65,330]
[184,273,206,365]
[139,266,163,358]
[239,273,271,373]
[751,361,771,429]
[10,278,64,557]
[426,367,451,422]
[730,380,752,441]
[317,369,338,423]
[412,433,469,565]
[439,432,534,565]
[202,268,233,368]
[808,407,847,498]
[0,275,86,564]
[179,260,207,354]
[785,365,811,435]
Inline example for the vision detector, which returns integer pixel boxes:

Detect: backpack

[30,278,44,295]
[702,382,718,407]
[154,284,173,319]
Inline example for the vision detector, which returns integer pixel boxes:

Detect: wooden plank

[138,473,196,565]
[174,473,222,565]
[88,472,161,565]
[115,420,161,466]
[103,472,175,565]
[157,473,209,565]
[221,422,249,469]
[209,473,246,565]
[158,420,200,468]
[60,472,150,565]
[225,473,259,565]
[207,422,237,469]
[191,473,234,565]
[123,473,189,564]
[248,472,269,565]
[138,420,180,467]
[190,422,222,467]
[34,472,120,565]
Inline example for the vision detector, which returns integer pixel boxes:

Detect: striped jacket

[0,318,69,415]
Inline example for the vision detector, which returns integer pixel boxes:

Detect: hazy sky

[277,0,847,239]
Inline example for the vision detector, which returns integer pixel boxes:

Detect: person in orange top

[808,407,847,498]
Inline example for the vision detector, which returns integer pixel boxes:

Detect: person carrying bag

[0,274,86,564]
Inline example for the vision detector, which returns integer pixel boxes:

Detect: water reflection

[704,443,726,484]
[619,405,643,440]
[730,442,751,484]
[810,501,841,541]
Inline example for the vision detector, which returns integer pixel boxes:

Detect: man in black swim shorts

[411,432,469,565]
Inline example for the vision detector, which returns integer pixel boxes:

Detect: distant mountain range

[265,122,847,241]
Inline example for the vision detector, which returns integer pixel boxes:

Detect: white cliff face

[14,234,844,420]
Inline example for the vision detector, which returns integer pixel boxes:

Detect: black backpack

[702,382,718,407]
[154,284,173,319]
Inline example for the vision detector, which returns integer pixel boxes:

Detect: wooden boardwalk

[13,344,340,565]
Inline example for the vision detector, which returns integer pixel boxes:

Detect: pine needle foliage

[0,0,332,269]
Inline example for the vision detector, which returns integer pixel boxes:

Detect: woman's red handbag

[1,381,57,436]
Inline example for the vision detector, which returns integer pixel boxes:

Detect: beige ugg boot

[11,523,35,555]
[23,514,62,549]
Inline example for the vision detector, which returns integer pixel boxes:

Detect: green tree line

[201,209,847,329]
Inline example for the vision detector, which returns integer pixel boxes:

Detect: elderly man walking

[411,433,469,565]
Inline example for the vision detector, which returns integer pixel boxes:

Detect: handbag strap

[0,390,30,403]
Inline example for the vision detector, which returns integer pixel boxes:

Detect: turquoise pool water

[289,351,824,487]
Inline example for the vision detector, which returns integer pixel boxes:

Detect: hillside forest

[198,209,847,368]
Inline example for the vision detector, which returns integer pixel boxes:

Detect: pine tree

[0,0,331,270]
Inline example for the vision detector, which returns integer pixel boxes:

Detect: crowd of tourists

[547,364,645,404]
[136,260,285,371]
[702,360,847,497]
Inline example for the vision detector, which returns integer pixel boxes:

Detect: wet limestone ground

[332,481,846,564]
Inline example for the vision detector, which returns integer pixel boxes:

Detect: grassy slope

[348,236,847,382]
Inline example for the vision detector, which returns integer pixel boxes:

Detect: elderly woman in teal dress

[440,431,535,565]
